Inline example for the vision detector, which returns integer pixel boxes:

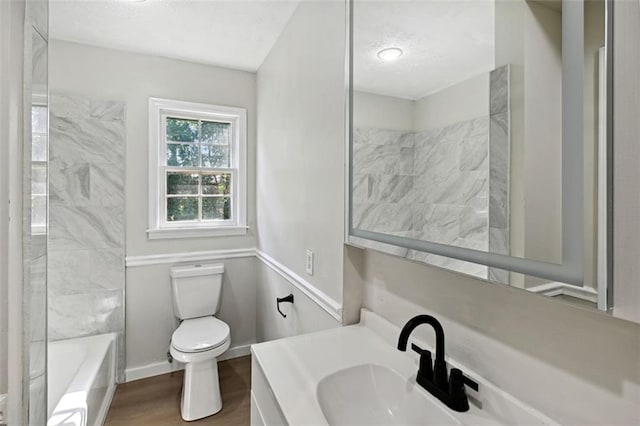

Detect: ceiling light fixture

[377,47,403,62]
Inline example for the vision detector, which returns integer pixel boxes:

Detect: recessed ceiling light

[377,47,403,62]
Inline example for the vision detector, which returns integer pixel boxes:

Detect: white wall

[49,40,260,374]
[360,248,640,425]
[256,0,346,309]
[613,0,640,323]
[125,257,257,373]
[522,2,563,285]
[49,40,257,256]
[353,91,414,131]
[413,73,489,131]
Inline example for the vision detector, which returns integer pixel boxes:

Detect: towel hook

[276,294,294,318]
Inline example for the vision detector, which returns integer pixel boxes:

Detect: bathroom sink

[316,364,461,425]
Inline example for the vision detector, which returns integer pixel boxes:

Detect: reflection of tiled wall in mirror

[353,65,511,282]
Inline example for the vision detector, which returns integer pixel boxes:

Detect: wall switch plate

[305,249,314,275]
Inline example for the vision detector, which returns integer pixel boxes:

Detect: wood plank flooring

[105,356,251,426]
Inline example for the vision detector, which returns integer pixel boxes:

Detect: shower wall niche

[48,93,126,380]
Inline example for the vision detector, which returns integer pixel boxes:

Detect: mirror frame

[346,0,613,294]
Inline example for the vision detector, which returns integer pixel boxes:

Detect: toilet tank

[170,263,225,319]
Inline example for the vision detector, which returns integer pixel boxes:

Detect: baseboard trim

[125,248,256,267]
[124,344,253,382]
[527,281,598,304]
[255,249,343,322]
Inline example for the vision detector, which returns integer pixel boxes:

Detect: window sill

[147,226,248,240]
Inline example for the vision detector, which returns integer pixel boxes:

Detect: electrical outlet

[305,249,314,275]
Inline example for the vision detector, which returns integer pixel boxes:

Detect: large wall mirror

[348,0,612,312]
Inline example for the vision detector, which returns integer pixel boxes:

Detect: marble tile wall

[353,117,491,279]
[48,93,126,381]
[353,67,511,281]
[488,65,511,284]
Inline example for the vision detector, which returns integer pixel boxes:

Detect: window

[31,98,48,235]
[148,98,247,239]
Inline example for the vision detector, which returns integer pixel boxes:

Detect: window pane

[201,145,230,168]
[32,134,47,161]
[31,195,46,228]
[167,197,198,222]
[202,197,231,220]
[202,121,230,145]
[167,172,198,195]
[166,117,198,142]
[32,164,47,195]
[32,106,47,134]
[167,143,199,167]
[202,173,231,195]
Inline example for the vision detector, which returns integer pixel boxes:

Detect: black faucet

[397,315,478,412]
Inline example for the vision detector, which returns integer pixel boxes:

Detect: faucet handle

[411,344,433,381]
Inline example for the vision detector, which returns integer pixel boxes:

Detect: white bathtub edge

[124,343,252,382]
[94,381,116,426]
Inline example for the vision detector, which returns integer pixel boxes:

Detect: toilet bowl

[170,316,230,421]
[168,263,230,421]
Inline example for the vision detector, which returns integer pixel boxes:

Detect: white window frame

[148,98,247,239]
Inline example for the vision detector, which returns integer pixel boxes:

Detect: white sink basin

[317,364,461,425]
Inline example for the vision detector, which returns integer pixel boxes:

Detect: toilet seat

[171,316,230,353]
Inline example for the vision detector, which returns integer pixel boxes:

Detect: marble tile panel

[352,174,370,203]
[413,142,458,176]
[354,128,413,147]
[416,204,462,244]
[29,372,46,426]
[414,170,487,206]
[48,249,122,296]
[48,290,124,341]
[49,116,125,166]
[31,234,47,260]
[49,159,90,205]
[488,267,510,285]
[459,206,489,242]
[50,94,90,119]
[489,112,509,228]
[91,100,125,122]
[460,134,489,171]
[31,29,47,87]
[29,338,46,378]
[49,205,124,250]
[368,175,414,203]
[90,163,125,207]
[353,143,404,175]
[490,65,509,115]
[353,202,416,233]
[400,147,414,175]
[468,116,490,137]
[489,226,509,255]
[30,288,46,342]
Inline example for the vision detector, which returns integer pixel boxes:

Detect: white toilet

[169,263,230,421]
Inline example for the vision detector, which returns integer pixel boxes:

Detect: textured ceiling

[50,0,301,72]
[51,0,495,100]
[353,0,495,100]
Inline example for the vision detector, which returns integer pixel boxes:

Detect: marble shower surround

[48,93,126,381]
[353,118,490,279]
[352,65,511,280]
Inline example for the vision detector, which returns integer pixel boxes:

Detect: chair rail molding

[125,248,257,267]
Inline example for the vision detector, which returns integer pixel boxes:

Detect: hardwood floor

[105,356,251,425]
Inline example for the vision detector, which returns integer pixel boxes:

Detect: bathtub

[47,333,117,426]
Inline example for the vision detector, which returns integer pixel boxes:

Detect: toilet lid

[172,317,230,353]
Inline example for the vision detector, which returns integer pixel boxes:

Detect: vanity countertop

[251,309,558,426]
